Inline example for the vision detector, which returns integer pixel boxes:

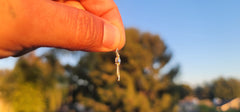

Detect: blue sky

[1,0,240,86]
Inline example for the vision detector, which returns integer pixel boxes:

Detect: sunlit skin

[0,0,125,58]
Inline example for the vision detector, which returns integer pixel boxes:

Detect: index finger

[80,0,125,50]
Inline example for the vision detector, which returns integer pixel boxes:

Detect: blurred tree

[194,77,240,101]
[66,28,181,112]
[212,77,240,100]
[169,84,193,100]
[195,85,214,100]
[0,52,67,112]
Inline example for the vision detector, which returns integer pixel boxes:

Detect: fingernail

[103,22,120,49]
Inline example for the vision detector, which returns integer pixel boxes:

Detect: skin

[0,0,125,58]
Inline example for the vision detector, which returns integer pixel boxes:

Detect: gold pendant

[115,48,121,81]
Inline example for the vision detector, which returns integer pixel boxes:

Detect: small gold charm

[115,48,121,81]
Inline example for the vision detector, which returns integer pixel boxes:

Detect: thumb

[22,1,122,52]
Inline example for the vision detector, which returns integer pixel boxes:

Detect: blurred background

[0,0,240,112]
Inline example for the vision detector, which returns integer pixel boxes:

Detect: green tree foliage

[195,77,240,101]
[195,85,214,100]
[67,28,183,112]
[212,77,240,100]
[225,109,240,112]
[198,105,216,112]
[0,53,67,112]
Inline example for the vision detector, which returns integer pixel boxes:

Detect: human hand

[0,0,125,58]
